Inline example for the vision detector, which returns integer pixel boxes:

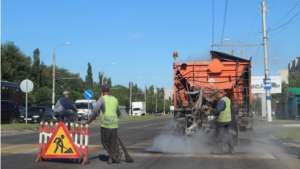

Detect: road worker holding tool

[86,84,134,164]
[205,89,235,155]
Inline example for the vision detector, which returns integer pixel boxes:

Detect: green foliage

[35,86,51,106]
[0,41,173,113]
[85,62,93,90]
[107,77,112,87]
[31,48,41,88]
[1,41,32,83]
[288,72,300,87]
[252,96,261,114]
[1,41,90,107]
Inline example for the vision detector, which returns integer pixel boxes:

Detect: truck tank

[173,51,253,145]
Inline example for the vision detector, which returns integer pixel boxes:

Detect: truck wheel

[10,116,19,124]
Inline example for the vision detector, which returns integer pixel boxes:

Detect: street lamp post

[129,78,140,115]
[52,42,71,109]
[101,62,116,85]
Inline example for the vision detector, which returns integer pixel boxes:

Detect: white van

[75,99,97,121]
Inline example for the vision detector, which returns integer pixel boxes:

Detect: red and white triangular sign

[42,122,81,158]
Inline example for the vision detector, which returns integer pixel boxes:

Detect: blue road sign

[84,90,94,99]
[264,86,272,90]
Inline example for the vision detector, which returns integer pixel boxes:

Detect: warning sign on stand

[42,122,81,158]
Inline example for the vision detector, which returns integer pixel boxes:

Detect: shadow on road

[41,158,82,164]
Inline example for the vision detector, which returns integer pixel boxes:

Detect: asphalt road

[1,117,300,169]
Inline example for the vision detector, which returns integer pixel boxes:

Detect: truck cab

[132,107,145,116]
[132,102,146,116]
[75,99,97,120]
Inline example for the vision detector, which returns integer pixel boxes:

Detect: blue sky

[2,0,300,90]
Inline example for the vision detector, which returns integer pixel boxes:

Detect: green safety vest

[217,96,232,123]
[100,95,119,129]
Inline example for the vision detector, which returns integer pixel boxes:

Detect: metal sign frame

[41,122,81,158]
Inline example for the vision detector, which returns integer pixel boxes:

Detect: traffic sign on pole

[84,90,93,99]
[20,79,34,124]
[20,79,34,93]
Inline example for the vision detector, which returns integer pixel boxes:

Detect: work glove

[205,108,212,116]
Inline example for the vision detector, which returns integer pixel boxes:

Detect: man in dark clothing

[86,84,122,164]
[206,90,234,155]
[54,91,77,122]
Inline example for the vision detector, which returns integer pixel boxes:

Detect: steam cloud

[146,122,213,154]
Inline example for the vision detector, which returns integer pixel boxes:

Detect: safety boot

[114,151,123,163]
[211,143,223,155]
[228,140,235,155]
[107,157,113,164]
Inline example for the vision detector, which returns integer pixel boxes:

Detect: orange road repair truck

[173,51,253,145]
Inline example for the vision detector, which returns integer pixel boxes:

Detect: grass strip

[272,128,300,140]
[1,123,40,131]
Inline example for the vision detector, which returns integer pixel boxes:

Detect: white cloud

[129,33,144,39]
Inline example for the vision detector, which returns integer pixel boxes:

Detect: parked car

[154,111,162,116]
[20,106,25,115]
[1,100,20,123]
[20,106,53,123]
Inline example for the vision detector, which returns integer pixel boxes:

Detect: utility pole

[163,88,165,115]
[129,82,132,116]
[101,70,104,86]
[241,49,244,58]
[261,0,272,122]
[155,88,157,112]
[163,95,165,115]
[52,52,56,109]
[144,85,147,114]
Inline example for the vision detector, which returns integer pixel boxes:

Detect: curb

[253,119,267,122]
[256,124,300,127]
[1,130,38,135]
[269,134,300,159]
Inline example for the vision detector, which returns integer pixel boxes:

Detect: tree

[1,41,31,83]
[35,86,52,106]
[85,63,93,90]
[252,96,262,115]
[98,71,103,85]
[107,77,112,87]
[39,62,52,88]
[272,81,288,102]
[288,72,300,87]
[31,48,41,88]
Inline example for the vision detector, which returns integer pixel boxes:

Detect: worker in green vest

[206,89,234,155]
[87,84,122,164]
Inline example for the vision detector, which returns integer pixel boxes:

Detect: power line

[212,0,215,50]
[245,9,260,44]
[268,10,300,32]
[269,17,300,38]
[220,0,229,48]
[268,0,300,29]
[269,0,277,9]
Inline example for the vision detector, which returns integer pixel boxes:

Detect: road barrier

[35,121,89,165]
